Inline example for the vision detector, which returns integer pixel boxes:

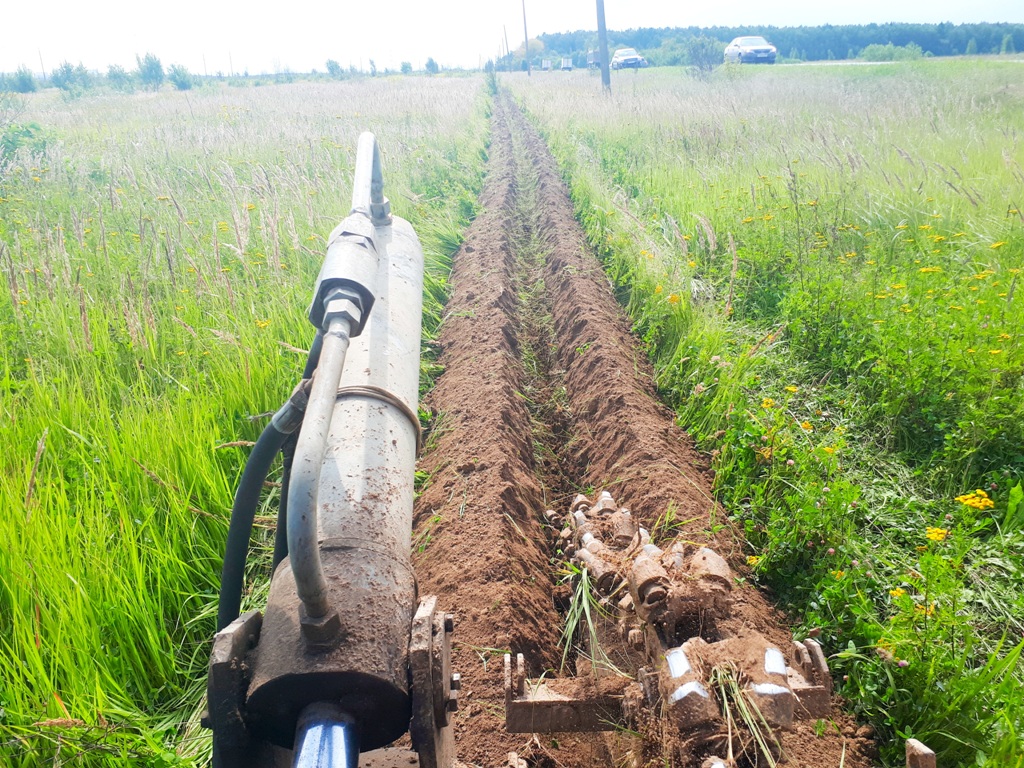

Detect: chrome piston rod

[292,703,359,768]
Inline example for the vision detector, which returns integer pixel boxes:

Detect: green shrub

[10,66,37,93]
[168,64,193,91]
[106,64,135,93]
[135,52,164,90]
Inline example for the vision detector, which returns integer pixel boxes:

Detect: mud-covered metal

[207,133,459,768]
[505,491,835,738]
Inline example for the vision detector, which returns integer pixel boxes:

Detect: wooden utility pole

[522,0,531,76]
[596,0,611,91]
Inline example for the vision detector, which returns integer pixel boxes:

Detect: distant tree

[11,66,37,94]
[326,59,343,79]
[400,61,413,74]
[369,59,377,77]
[425,57,439,75]
[686,36,724,78]
[168,64,193,90]
[965,37,978,55]
[1003,34,1017,54]
[51,61,77,91]
[74,63,92,89]
[51,62,93,96]
[107,64,134,92]
[136,53,164,90]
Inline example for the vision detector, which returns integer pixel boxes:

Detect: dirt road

[411,94,871,768]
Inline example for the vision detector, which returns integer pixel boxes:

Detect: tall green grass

[0,76,488,765]
[511,60,1024,767]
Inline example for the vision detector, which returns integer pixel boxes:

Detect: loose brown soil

[412,94,872,768]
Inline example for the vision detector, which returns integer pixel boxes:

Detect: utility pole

[596,0,611,91]
[522,0,531,76]
[504,25,512,72]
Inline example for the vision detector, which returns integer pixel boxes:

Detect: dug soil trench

[412,93,872,768]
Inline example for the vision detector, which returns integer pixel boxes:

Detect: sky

[4,0,1023,76]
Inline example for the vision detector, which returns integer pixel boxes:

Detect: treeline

[1,54,453,97]
[0,54,198,95]
[538,21,1023,62]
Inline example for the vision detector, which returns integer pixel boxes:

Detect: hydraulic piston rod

[292,703,359,768]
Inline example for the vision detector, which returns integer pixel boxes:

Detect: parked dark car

[611,48,649,69]
[724,36,778,64]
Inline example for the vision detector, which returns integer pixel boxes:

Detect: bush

[325,59,343,79]
[11,66,37,94]
[686,36,724,78]
[168,64,193,91]
[401,61,413,75]
[425,57,439,75]
[135,53,164,90]
[859,42,923,62]
[50,61,92,98]
[1,122,49,160]
[107,64,134,93]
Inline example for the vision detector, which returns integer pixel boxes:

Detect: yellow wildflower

[889,587,906,598]
[956,489,994,510]
[800,421,814,432]
[925,527,948,542]
[761,398,775,409]
[785,386,799,393]
[747,555,761,567]
[654,285,663,295]
[990,241,1007,249]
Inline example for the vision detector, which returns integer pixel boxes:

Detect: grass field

[511,59,1024,767]
[3,58,1023,768]
[0,76,487,765]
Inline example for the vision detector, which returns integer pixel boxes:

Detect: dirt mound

[412,94,870,768]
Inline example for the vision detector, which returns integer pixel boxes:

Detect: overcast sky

[4,0,1023,76]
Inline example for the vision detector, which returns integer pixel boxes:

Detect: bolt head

[444,613,455,633]
[450,672,462,690]
[322,296,362,331]
[299,607,342,650]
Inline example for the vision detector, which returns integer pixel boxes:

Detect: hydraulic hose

[217,381,310,631]
[217,421,290,631]
[272,439,295,572]
[271,331,324,572]
[288,315,353,619]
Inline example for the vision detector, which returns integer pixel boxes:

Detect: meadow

[511,59,1024,766]
[0,76,487,764]
[3,57,1023,768]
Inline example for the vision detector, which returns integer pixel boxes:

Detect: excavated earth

[411,94,873,768]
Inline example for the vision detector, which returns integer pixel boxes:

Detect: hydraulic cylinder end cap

[307,214,379,335]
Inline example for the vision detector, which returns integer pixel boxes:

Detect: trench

[411,93,871,768]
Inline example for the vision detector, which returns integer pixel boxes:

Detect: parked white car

[724,36,778,64]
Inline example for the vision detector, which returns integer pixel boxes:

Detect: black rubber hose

[303,330,324,378]
[217,421,290,631]
[272,438,296,571]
